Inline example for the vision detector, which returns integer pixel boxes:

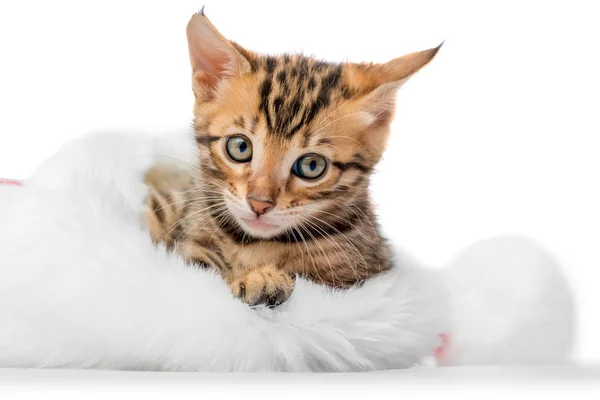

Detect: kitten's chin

[238,217,283,239]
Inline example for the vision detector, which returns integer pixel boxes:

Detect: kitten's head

[187,11,439,240]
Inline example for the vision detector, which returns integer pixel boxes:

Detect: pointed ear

[186,11,253,101]
[353,44,442,127]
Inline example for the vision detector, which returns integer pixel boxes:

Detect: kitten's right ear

[351,44,442,128]
[186,11,253,101]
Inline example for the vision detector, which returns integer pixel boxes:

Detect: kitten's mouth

[223,198,283,238]
[240,217,280,235]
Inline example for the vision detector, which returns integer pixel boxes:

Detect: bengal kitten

[145,11,440,307]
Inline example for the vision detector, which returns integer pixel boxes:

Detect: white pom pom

[440,236,575,366]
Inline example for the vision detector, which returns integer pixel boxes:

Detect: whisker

[297,215,359,284]
[176,205,229,242]
[295,219,340,287]
[302,214,368,282]
[161,202,226,240]
[155,155,202,174]
[289,225,317,280]
[148,194,224,215]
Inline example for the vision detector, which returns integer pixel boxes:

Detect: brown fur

[144,11,440,308]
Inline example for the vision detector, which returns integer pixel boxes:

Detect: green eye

[293,153,327,180]
[226,135,253,162]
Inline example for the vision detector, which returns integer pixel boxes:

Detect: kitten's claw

[230,265,294,308]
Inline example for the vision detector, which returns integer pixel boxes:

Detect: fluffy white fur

[0,131,574,371]
[441,236,576,366]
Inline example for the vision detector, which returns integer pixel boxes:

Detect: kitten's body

[144,11,439,307]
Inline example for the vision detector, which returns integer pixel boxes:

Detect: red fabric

[433,333,451,364]
[0,178,22,186]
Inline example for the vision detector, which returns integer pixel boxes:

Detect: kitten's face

[187,13,439,240]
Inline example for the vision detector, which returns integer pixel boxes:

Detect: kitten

[145,11,440,307]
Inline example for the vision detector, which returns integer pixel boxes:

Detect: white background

[0,0,599,396]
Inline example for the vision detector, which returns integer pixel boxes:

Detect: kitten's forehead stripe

[256,54,352,139]
[233,116,245,129]
[265,56,277,74]
[248,116,259,132]
[259,78,274,133]
[276,71,287,84]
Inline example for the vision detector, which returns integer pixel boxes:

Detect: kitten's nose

[247,196,275,216]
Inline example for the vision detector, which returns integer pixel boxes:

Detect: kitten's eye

[226,135,253,162]
[293,153,327,180]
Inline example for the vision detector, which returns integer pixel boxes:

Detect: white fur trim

[441,236,575,365]
[0,131,574,371]
[0,131,449,371]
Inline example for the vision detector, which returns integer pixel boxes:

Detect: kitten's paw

[230,265,294,308]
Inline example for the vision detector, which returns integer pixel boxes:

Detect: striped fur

[144,11,440,307]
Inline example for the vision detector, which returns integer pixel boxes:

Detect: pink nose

[247,196,274,216]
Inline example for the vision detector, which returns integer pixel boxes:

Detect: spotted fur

[144,11,440,307]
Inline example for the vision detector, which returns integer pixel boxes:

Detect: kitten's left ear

[186,11,254,101]
[353,43,443,127]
